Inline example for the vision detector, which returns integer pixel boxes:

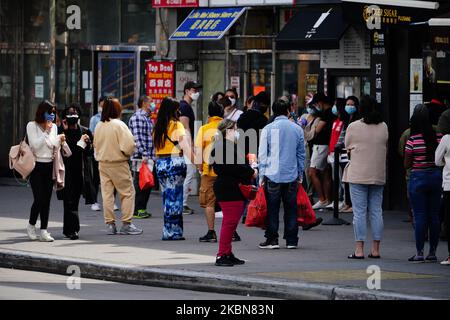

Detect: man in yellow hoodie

[93,98,142,235]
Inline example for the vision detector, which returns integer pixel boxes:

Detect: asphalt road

[0,268,274,300]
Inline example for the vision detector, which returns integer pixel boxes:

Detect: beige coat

[93,119,136,163]
[342,120,389,185]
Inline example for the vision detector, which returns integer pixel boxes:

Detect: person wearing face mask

[26,100,66,242]
[128,95,156,219]
[337,96,360,213]
[180,81,202,215]
[210,119,257,266]
[308,93,336,210]
[326,98,348,211]
[224,88,243,122]
[58,103,94,240]
[89,96,106,212]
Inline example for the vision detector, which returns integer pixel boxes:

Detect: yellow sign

[363,5,412,26]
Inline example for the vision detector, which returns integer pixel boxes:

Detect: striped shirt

[405,133,442,171]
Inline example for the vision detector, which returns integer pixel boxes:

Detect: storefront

[0,0,157,175]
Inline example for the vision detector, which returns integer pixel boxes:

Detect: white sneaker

[312,200,329,210]
[215,211,223,219]
[40,230,54,242]
[91,203,101,211]
[326,201,345,210]
[27,224,37,241]
[441,259,450,265]
[114,204,119,211]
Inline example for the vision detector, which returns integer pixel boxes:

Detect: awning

[276,7,349,50]
[169,7,246,41]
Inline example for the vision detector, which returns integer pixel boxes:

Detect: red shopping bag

[297,184,317,226]
[245,186,267,229]
[139,163,155,190]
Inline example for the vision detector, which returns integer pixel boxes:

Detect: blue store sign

[169,7,246,41]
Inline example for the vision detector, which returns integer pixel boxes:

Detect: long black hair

[153,97,180,150]
[359,95,383,125]
[410,104,438,161]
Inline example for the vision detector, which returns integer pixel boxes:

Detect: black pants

[133,170,151,212]
[444,192,450,254]
[29,162,53,229]
[63,181,81,236]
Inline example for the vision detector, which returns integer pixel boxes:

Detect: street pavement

[0,179,449,299]
[0,268,273,300]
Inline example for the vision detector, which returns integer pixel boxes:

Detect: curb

[0,249,434,300]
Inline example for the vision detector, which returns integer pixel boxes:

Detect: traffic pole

[323,145,350,226]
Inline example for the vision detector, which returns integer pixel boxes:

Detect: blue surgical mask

[44,112,55,122]
[332,105,338,116]
[150,102,156,112]
[345,105,357,115]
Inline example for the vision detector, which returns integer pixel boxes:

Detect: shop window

[0,0,17,43]
[121,0,156,44]
[24,0,50,43]
[249,53,272,97]
[0,54,14,170]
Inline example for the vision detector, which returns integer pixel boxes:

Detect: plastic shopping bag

[245,186,267,229]
[297,184,317,226]
[139,163,155,190]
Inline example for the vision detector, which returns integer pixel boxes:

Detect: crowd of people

[23,82,450,267]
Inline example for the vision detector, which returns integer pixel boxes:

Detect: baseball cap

[184,81,202,92]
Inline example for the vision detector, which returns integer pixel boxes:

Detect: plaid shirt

[128,109,155,160]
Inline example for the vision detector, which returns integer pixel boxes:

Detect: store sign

[170,7,246,41]
[343,2,436,28]
[152,0,199,8]
[145,61,175,109]
[320,27,370,69]
[370,29,388,108]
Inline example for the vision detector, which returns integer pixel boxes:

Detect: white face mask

[229,98,236,106]
[190,92,200,101]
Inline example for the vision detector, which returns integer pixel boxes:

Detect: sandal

[368,253,381,259]
[348,253,364,259]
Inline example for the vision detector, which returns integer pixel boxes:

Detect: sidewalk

[0,181,449,299]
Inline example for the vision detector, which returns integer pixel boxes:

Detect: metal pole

[225,36,230,89]
[323,145,350,225]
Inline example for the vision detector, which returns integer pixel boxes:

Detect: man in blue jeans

[258,99,306,249]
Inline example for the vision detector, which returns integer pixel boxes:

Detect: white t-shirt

[26,121,60,163]
[225,108,243,122]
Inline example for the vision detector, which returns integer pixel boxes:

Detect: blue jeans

[408,168,442,255]
[349,183,384,242]
[264,178,299,246]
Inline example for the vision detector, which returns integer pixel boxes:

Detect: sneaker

[312,200,330,210]
[302,217,323,231]
[183,206,194,215]
[426,254,438,262]
[259,239,280,249]
[215,255,234,267]
[326,201,345,210]
[91,203,101,211]
[119,223,143,235]
[440,258,450,265]
[133,210,151,219]
[215,211,223,219]
[199,230,217,242]
[286,245,298,249]
[64,233,79,240]
[113,204,119,211]
[408,254,425,263]
[27,224,37,241]
[107,223,117,235]
[39,230,54,242]
[229,253,245,265]
[232,231,241,242]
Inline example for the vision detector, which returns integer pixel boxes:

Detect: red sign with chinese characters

[152,0,198,8]
[145,61,175,122]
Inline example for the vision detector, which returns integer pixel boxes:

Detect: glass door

[98,52,136,112]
